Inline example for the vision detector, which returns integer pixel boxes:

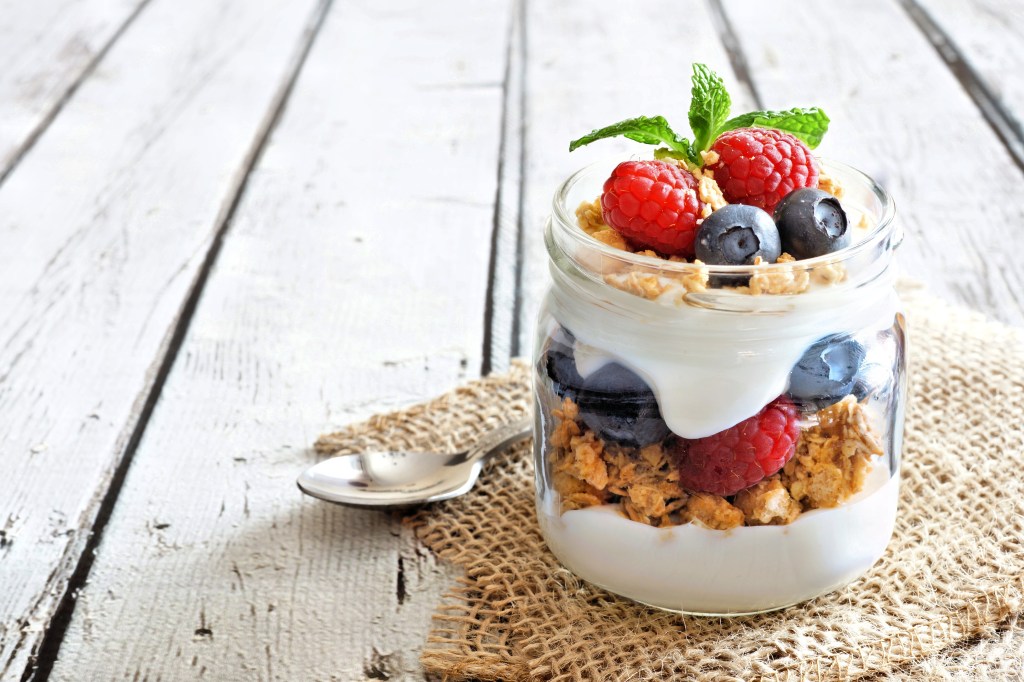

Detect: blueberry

[576,363,670,447]
[852,362,891,402]
[541,327,584,400]
[695,204,782,266]
[788,335,866,405]
[773,188,850,259]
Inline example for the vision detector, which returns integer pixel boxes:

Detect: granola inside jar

[532,157,905,615]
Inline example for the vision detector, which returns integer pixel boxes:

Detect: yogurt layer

[549,275,898,438]
[539,463,898,614]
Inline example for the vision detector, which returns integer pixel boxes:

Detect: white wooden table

[1,0,1022,679]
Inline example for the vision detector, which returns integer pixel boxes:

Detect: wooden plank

[907,0,1024,169]
[48,0,513,679]
[0,0,326,677]
[513,0,757,354]
[720,0,1024,326]
[0,0,148,181]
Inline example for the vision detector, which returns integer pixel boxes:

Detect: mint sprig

[568,64,829,162]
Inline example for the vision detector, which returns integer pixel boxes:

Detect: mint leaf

[653,147,690,162]
[688,64,732,154]
[569,115,697,163]
[622,131,665,145]
[720,107,830,148]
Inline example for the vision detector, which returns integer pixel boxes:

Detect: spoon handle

[467,414,533,462]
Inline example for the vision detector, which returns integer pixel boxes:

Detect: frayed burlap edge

[316,294,1024,681]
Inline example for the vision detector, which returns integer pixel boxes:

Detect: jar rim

[550,155,897,275]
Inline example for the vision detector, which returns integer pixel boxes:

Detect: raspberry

[672,397,800,496]
[704,128,819,213]
[600,160,705,258]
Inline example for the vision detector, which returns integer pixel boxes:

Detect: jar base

[618,588,824,617]
[538,468,899,616]
[549,548,879,616]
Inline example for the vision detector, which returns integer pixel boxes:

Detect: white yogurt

[540,464,898,614]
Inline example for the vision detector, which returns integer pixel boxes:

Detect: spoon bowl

[297,416,532,507]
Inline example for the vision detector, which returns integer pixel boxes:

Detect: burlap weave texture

[315,296,1024,681]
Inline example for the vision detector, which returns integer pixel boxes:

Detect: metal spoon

[297,416,533,507]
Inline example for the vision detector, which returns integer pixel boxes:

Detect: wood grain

[721,0,1024,326]
[511,0,758,354]
[0,0,325,677]
[913,0,1024,164]
[47,0,513,679]
[0,0,148,181]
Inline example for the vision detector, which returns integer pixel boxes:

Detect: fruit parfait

[533,65,906,615]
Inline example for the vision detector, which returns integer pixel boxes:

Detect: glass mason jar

[532,157,905,615]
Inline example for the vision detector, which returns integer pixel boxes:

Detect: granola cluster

[578,199,714,300]
[549,395,884,530]
[550,399,686,526]
[817,171,845,199]
[782,396,884,508]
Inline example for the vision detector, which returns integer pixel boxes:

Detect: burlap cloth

[315,295,1024,681]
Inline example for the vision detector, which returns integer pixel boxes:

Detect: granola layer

[549,395,885,530]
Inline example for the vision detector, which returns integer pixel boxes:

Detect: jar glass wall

[532,158,905,615]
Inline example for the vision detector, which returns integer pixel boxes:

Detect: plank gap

[0,0,154,190]
[396,555,407,606]
[19,1,336,679]
[480,0,520,376]
[898,0,1024,174]
[508,0,529,360]
[706,0,764,109]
